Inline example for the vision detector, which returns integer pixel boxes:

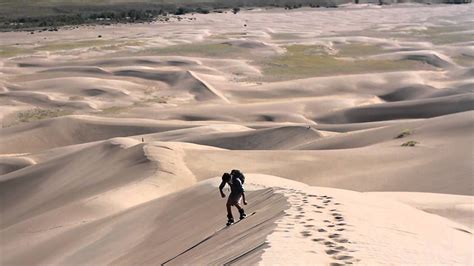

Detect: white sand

[0,3,473,265]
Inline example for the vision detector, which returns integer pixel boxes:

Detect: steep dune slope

[1,178,287,265]
[1,175,471,265]
[0,139,197,229]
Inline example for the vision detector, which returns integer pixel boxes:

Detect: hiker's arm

[242,192,247,205]
[219,181,226,198]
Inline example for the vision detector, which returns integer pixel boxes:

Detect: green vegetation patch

[136,42,248,58]
[0,45,31,57]
[0,39,146,58]
[35,39,114,51]
[142,95,169,104]
[409,26,474,45]
[270,32,300,40]
[209,32,248,39]
[429,33,474,45]
[412,25,470,36]
[337,43,386,57]
[452,55,474,68]
[100,105,132,115]
[257,45,427,81]
[17,108,72,123]
[395,129,412,139]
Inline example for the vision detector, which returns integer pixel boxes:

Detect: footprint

[335,246,347,251]
[324,220,331,223]
[308,195,317,197]
[304,224,315,228]
[314,211,322,213]
[334,216,344,221]
[317,228,327,232]
[336,223,346,226]
[300,231,312,237]
[312,238,324,242]
[329,234,341,239]
[327,225,335,228]
[336,228,345,231]
[332,255,353,260]
[325,249,339,255]
[334,238,349,243]
[324,241,334,246]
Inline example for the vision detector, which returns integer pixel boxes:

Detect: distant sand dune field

[0,4,473,265]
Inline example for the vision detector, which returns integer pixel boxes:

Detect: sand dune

[0,156,35,175]
[369,192,474,230]
[301,111,473,149]
[315,93,474,123]
[180,125,323,150]
[1,174,471,265]
[185,112,473,194]
[0,4,473,265]
[1,91,97,110]
[0,139,198,230]
[367,50,456,68]
[0,116,196,153]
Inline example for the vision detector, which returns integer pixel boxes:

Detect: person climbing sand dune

[219,170,247,226]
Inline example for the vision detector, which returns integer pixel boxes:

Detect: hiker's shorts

[227,193,242,205]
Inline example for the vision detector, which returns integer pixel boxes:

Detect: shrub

[196,7,210,14]
[175,7,187,15]
[395,129,412,139]
[401,140,419,147]
[17,108,72,123]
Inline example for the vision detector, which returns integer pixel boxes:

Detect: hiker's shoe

[226,218,235,226]
[239,209,247,220]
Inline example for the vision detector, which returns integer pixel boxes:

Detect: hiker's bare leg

[226,202,233,218]
[234,202,243,212]
[235,202,246,219]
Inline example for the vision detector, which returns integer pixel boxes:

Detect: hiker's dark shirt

[220,178,244,195]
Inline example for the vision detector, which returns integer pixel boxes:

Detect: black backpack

[231,169,245,184]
